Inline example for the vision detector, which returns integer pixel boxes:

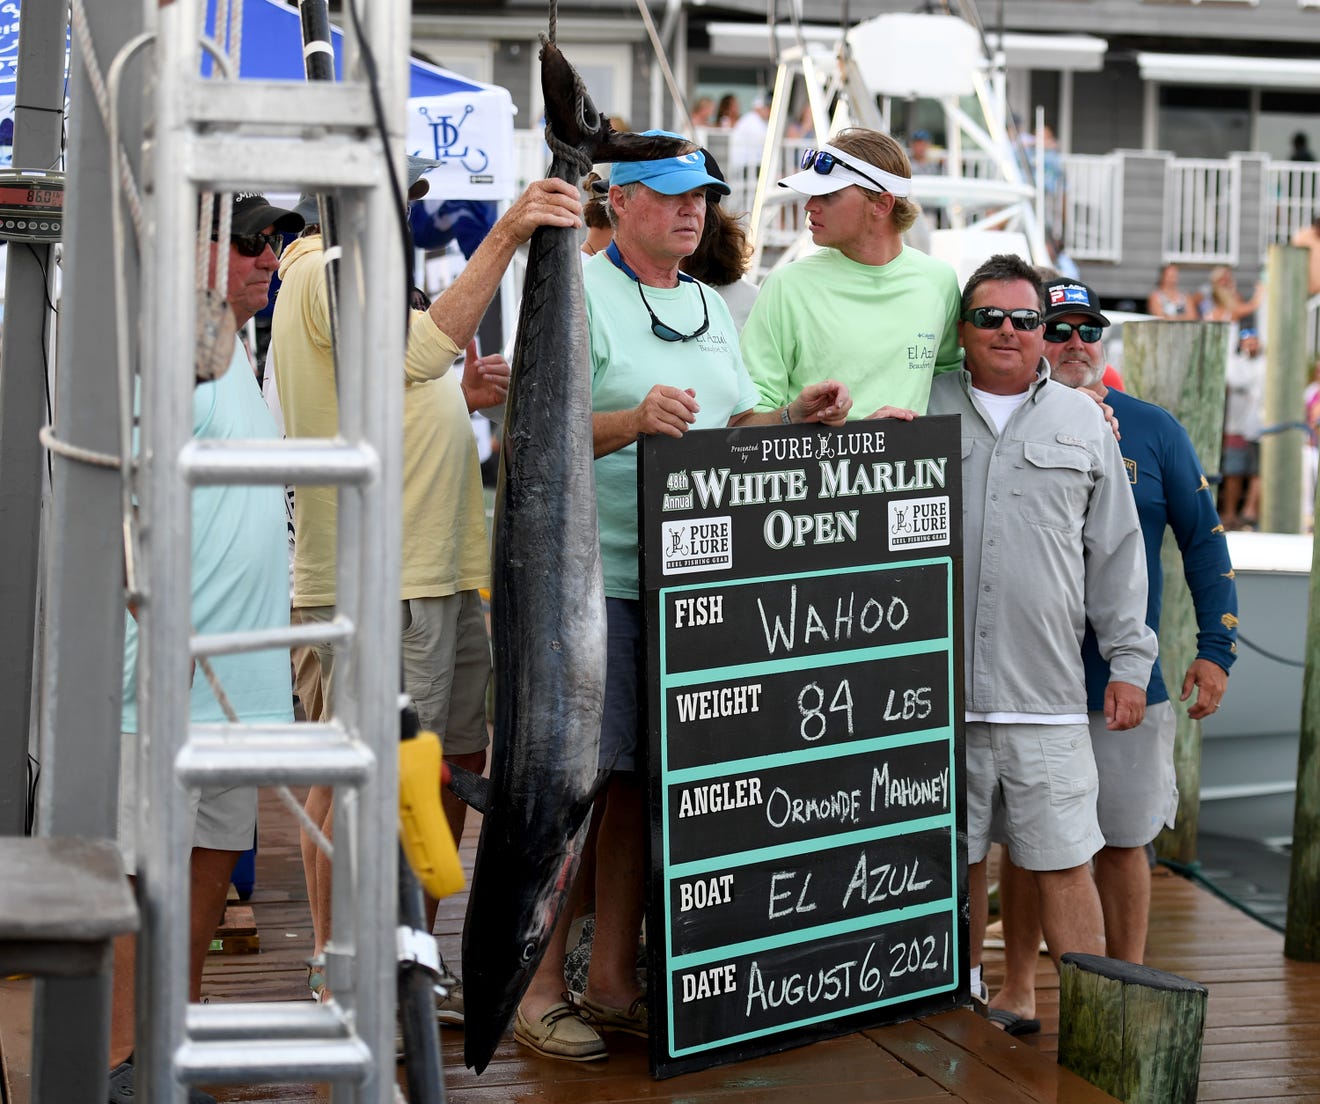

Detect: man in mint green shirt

[741,127,962,418]
[515,137,853,1063]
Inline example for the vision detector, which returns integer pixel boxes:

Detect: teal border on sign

[657,557,960,1058]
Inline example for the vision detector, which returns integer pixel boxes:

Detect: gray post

[32,2,144,1101]
[1260,243,1309,534]
[0,0,68,837]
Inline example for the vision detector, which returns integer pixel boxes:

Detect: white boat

[1199,530,1312,845]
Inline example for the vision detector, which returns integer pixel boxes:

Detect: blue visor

[610,132,731,196]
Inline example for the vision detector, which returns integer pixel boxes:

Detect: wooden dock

[3,787,1319,1103]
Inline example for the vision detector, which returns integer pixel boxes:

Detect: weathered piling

[1260,243,1310,534]
[1285,489,1320,961]
[1123,321,1230,863]
[1057,952,1207,1104]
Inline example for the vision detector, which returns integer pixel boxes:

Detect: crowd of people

[1144,259,1320,531]
[117,120,1258,1092]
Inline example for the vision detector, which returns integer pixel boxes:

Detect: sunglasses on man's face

[212,231,284,258]
[1043,320,1104,344]
[961,306,1042,332]
[799,148,889,193]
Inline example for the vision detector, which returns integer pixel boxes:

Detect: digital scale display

[0,170,65,243]
[0,185,63,208]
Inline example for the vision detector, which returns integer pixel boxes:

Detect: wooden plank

[919,1010,1118,1103]
[865,1019,1051,1104]
[12,783,1316,1104]
[1196,1075,1320,1101]
[442,1029,930,1094]
[209,906,259,955]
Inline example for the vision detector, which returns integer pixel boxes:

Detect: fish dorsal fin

[447,763,493,814]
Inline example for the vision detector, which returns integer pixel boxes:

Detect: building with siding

[409,0,1320,306]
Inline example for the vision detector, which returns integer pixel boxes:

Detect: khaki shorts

[116,731,256,875]
[294,591,491,757]
[968,720,1103,871]
[1092,699,1178,848]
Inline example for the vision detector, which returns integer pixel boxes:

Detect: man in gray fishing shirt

[925,254,1156,1009]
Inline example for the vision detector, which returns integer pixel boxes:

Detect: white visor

[777,142,912,198]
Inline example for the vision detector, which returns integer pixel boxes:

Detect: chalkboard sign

[639,417,966,1079]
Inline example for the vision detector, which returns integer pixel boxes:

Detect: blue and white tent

[0,0,515,200]
[212,0,515,201]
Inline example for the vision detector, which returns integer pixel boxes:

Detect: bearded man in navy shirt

[986,277,1238,1036]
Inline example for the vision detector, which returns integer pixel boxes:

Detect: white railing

[1263,160,1320,249]
[1164,157,1240,265]
[1061,154,1123,262]
[511,131,1320,284]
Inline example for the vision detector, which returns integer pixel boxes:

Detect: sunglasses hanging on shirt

[605,241,710,343]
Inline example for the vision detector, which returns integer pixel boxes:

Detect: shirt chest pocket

[1017,439,1094,533]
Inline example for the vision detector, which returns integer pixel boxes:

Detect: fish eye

[521,941,537,963]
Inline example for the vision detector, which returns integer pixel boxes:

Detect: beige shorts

[967,720,1103,871]
[294,590,490,757]
[1092,700,1178,848]
[116,731,256,875]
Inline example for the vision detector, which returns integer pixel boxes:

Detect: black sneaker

[108,1057,217,1104]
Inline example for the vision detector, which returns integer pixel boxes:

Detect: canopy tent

[0,0,514,198]
[208,0,515,201]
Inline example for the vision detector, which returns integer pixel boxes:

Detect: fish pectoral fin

[568,767,614,835]
[446,763,493,814]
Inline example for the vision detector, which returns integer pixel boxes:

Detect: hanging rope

[68,0,147,240]
[548,0,558,45]
[196,652,335,859]
[544,127,592,180]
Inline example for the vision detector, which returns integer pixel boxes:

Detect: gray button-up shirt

[927,364,1156,715]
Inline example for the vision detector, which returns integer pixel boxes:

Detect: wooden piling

[1123,321,1230,864]
[1261,243,1310,534]
[1057,952,1207,1104]
[1285,491,1320,961]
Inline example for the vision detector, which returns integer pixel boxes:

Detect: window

[531,43,632,129]
[415,40,494,85]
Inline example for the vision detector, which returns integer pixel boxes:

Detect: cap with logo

[1043,278,1110,326]
[609,131,731,197]
[219,193,304,236]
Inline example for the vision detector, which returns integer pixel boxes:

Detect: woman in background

[580,167,613,257]
[1202,265,1262,324]
[1147,263,1195,319]
[677,148,760,330]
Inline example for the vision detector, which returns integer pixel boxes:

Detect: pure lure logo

[418,103,491,177]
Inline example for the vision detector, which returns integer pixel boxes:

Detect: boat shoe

[514,996,607,1062]
[435,975,464,1027]
[580,993,649,1038]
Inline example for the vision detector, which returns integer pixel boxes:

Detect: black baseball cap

[221,192,304,236]
[1043,278,1110,326]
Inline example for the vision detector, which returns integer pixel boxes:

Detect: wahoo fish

[454,39,694,1074]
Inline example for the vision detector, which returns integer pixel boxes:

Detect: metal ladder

[135,2,410,1099]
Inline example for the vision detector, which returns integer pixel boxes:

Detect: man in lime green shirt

[741,127,962,418]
